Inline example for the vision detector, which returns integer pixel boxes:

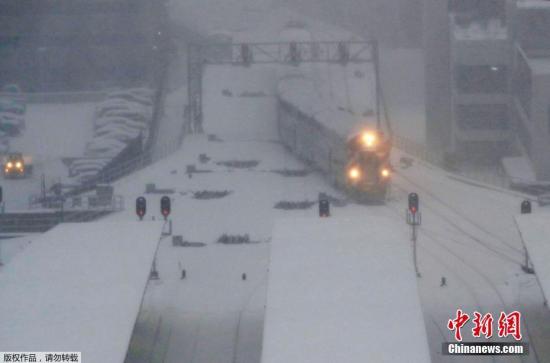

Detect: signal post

[406,192,421,277]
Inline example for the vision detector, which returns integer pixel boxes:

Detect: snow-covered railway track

[393,174,524,265]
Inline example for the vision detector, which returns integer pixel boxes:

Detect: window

[456,104,509,130]
[455,65,507,94]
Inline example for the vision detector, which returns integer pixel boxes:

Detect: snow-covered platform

[0,221,164,362]
[516,214,550,306]
[262,217,431,363]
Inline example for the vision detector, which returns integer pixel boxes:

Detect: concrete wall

[529,73,550,179]
[423,0,452,153]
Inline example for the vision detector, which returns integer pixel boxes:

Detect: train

[276,67,391,203]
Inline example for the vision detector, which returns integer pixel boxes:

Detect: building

[424,0,512,161]
[0,0,169,92]
[509,0,550,180]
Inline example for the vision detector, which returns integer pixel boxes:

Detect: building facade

[510,1,550,180]
[424,0,512,160]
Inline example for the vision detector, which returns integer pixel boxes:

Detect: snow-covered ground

[10,103,94,160]
[516,213,550,306]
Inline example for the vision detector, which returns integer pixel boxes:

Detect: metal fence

[64,50,184,198]
[0,208,120,234]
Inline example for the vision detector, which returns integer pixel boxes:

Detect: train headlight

[381,168,390,178]
[361,132,376,148]
[15,161,22,169]
[348,167,361,180]
[6,162,13,169]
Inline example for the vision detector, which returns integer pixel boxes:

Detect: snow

[110,6,550,360]
[10,102,94,160]
[452,18,507,40]
[0,102,96,210]
[3,1,549,361]
[515,213,550,306]
[501,157,537,183]
[527,57,550,75]
[0,221,164,363]
[262,217,431,363]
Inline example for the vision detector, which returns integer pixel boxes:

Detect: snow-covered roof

[262,217,431,363]
[515,214,550,306]
[0,221,164,361]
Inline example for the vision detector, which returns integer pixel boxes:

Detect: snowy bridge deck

[0,221,164,362]
[516,214,550,306]
[262,217,431,363]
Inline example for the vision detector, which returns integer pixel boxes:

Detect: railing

[0,208,119,234]
[0,91,105,104]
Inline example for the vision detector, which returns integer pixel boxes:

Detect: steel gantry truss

[187,40,382,134]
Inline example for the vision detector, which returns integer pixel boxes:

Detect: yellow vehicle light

[361,132,377,147]
[381,168,390,178]
[348,167,361,180]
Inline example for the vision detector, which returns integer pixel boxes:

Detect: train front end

[345,130,392,202]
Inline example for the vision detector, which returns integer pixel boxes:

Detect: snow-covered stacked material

[87,88,153,158]
[72,88,154,181]
[0,221,164,362]
[515,214,550,306]
[262,217,431,363]
[0,84,26,137]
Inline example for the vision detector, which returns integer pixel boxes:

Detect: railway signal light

[136,196,146,220]
[521,200,531,214]
[319,198,330,218]
[408,193,419,214]
[161,196,171,220]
